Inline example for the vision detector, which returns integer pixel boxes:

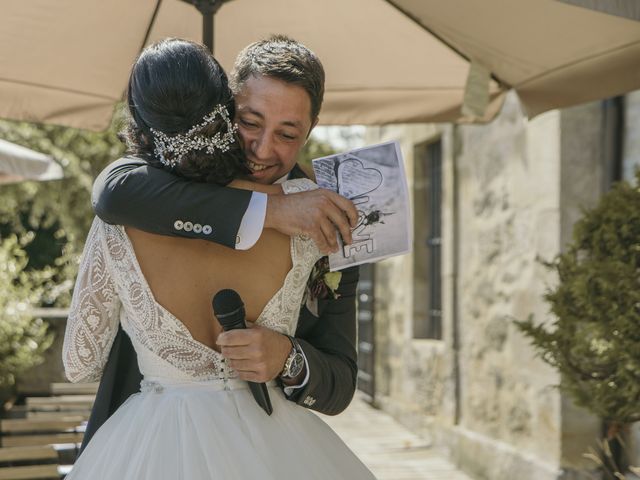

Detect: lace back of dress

[98,178,321,381]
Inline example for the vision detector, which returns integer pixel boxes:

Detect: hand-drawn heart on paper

[337,157,383,200]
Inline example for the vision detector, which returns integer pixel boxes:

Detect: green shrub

[0,111,124,388]
[517,173,640,425]
[0,235,54,387]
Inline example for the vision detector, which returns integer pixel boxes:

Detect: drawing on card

[312,141,411,271]
[335,155,392,258]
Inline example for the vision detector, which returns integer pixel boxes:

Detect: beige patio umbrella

[390,0,640,118]
[0,139,64,185]
[1,0,639,131]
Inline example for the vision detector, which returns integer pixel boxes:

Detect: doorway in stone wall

[413,139,443,340]
[356,262,375,400]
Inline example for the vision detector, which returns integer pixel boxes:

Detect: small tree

[517,172,640,476]
[0,110,124,394]
[0,235,54,388]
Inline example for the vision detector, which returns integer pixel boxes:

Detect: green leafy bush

[0,235,54,386]
[0,111,125,307]
[0,111,124,388]
[517,174,640,425]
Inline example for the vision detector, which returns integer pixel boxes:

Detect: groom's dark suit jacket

[81,158,359,451]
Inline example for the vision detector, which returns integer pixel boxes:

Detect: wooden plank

[26,404,91,414]
[25,396,94,411]
[26,395,95,405]
[0,464,59,480]
[4,405,28,414]
[50,383,98,396]
[0,446,56,463]
[2,432,83,448]
[1,419,83,433]
[26,308,69,319]
[26,411,90,421]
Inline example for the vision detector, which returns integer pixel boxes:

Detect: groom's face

[234,75,316,185]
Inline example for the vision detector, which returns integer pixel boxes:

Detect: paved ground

[318,395,473,480]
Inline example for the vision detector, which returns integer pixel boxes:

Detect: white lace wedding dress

[62,179,375,479]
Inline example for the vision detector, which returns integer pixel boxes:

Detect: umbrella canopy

[1,0,639,131]
[0,139,64,185]
[390,0,640,118]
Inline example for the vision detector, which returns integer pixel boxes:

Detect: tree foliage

[516,173,640,424]
[0,112,125,306]
[0,235,54,386]
[0,111,124,387]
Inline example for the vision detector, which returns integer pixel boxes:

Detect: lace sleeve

[281,178,319,194]
[63,218,121,383]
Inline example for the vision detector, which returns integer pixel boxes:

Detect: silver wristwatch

[280,336,305,379]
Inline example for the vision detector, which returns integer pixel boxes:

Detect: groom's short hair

[230,35,325,121]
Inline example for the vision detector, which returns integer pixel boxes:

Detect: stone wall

[451,94,566,479]
[365,123,456,441]
[622,91,640,470]
[365,91,610,480]
[558,101,608,476]
[623,91,640,182]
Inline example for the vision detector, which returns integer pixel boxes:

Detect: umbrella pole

[201,4,215,52]
[184,0,229,53]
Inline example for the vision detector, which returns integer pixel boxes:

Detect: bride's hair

[120,38,249,185]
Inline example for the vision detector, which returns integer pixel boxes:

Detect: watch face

[288,352,305,377]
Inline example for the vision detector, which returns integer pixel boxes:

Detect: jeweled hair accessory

[150,104,237,167]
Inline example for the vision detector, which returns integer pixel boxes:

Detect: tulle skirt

[67,377,376,479]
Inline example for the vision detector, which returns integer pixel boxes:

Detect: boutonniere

[307,257,342,301]
[304,257,342,317]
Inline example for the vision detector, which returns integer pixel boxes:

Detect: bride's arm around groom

[90,158,359,417]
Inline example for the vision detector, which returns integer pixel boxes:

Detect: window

[413,140,442,339]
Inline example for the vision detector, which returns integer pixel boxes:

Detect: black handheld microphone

[212,289,273,416]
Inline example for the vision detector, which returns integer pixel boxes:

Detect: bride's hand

[216,324,296,383]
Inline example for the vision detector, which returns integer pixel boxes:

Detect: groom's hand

[217,324,292,383]
[265,189,358,255]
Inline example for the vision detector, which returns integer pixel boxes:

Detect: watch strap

[281,335,303,379]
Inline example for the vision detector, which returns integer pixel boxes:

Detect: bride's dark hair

[120,38,249,185]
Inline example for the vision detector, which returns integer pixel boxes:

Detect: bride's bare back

[124,179,291,353]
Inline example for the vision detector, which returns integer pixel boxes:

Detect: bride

[62,38,375,479]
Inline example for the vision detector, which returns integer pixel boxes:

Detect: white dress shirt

[235,175,287,249]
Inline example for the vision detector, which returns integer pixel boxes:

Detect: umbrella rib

[0,77,117,101]
[383,0,511,89]
[138,0,164,54]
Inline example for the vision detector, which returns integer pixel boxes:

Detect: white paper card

[312,140,412,271]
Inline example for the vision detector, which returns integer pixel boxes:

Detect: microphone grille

[212,289,243,316]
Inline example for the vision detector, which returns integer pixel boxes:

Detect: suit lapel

[288,164,308,180]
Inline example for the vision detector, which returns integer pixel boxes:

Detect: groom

[83,35,360,449]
